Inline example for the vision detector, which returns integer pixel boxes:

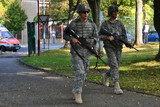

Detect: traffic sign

[39,15,49,25]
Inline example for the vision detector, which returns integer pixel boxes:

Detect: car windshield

[1,31,14,39]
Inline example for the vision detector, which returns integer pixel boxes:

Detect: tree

[3,0,28,32]
[0,2,5,23]
[142,1,146,24]
[135,0,143,46]
[0,0,14,7]
[142,0,154,26]
[87,0,100,29]
[46,0,69,20]
[0,0,14,24]
[154,0,160,60]
[68,0,82,23]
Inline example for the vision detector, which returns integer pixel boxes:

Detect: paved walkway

[0,43,160,107]
[1,58,160,107]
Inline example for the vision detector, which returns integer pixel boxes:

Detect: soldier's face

[111,11,118,19]
[80,9,89,20]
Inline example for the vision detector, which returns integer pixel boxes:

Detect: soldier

[63,4,99,104]
[99,5,131,95]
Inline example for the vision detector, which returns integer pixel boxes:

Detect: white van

[0,25,21,52]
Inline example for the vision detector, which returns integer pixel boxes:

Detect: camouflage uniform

[100,20,127,83]
[63,18,99,93]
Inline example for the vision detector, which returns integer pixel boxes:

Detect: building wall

[21,0,38,45]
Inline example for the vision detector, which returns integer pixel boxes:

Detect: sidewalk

[39,43,65,52]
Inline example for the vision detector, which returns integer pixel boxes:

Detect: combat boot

[75,93,83,104]
[114,82,123,95]
[102,73,109,87]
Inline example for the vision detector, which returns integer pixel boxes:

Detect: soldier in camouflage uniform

[99,5,131,95]
[63,4,99,104]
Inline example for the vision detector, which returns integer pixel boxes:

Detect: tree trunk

[154,0,160,61]
[142,2,146,24]
[87,0,103,53]
[135,0,143,46]
[87,0,100,30]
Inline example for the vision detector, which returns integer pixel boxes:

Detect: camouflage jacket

[100,20,128,49]
[63,18,99,56]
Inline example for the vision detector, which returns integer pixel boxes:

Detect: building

[21,0,38,45]
[21,0,65,45]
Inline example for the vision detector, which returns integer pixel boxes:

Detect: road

[0,44,65,58]
[0,44,160,107]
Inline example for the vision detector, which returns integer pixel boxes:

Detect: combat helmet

[77,3,90,13]
[108,5,119,16]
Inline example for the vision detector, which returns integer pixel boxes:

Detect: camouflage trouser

[71,54,90,93]
[104,47,122,83]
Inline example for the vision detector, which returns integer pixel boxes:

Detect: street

[0,44,65,58]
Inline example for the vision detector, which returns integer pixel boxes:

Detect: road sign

[39,15,49,25]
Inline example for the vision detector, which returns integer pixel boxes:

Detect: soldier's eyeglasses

[81,11,89,14]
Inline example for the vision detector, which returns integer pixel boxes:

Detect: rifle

[99,28,139,51]
[64,27,107,65]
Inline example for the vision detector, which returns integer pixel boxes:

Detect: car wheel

[1,46,6,52]
[155,39,159,42]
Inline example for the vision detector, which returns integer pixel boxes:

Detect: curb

[18,58,160,98]
[18,59,73,79]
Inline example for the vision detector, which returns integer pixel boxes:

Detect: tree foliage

[3,0,28,31]
[46,0,69,20]
[0,0,14,24]
[0,2,5,20]
[0,0,14,7]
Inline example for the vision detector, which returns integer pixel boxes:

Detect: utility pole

[37,0,40,56]
[43,0,46,49]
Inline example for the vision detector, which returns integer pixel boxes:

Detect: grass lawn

[22,42,160,94]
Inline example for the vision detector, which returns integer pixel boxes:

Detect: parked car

[148,30,159,42]
[0,25,21,52]
[126,31,135,43]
